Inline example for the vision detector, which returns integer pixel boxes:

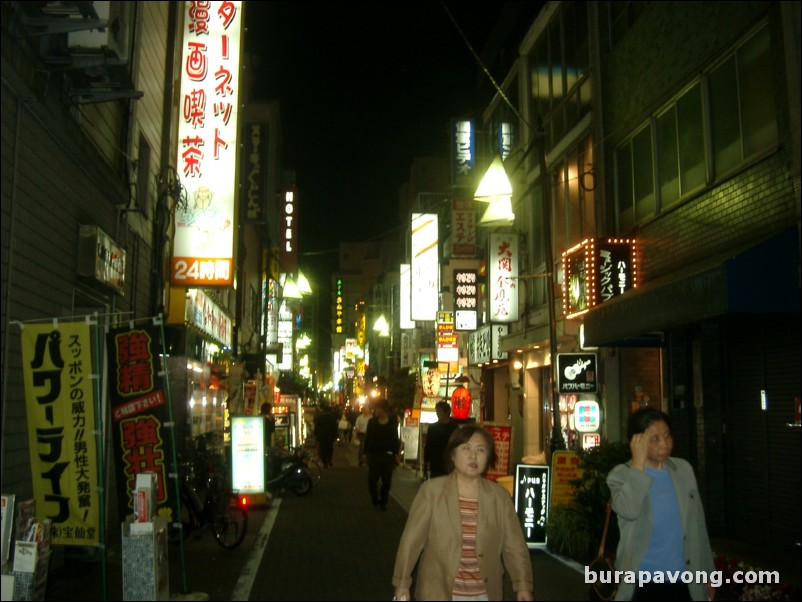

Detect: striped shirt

[453,496,486,597]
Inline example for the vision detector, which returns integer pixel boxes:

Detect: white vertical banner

[172,1,243,287]
[488,233,519,322]
[399,264,415,329]
[410,213,439,321]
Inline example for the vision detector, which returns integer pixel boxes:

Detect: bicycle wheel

[211,494,248,549]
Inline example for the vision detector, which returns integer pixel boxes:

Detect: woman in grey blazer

[607,408,716,601]
[392,425,534,601]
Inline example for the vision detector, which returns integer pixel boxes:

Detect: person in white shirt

[354,404,373,466]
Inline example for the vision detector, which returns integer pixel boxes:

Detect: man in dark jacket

[424,401,459,478]
[314,406,338,467]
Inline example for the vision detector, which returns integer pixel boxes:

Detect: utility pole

[536,123,566,456]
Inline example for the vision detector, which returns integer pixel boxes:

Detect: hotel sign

[562,238,638,319]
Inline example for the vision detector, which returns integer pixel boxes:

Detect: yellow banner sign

[21,321,99,546]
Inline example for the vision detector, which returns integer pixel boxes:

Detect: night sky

[244,2,512,356]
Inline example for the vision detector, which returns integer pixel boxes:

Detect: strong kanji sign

[107,325,176,523]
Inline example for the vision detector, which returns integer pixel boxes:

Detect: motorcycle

[265,447,314,496]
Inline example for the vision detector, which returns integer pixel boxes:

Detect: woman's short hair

[443,425,497,475]
[627,407,672,440]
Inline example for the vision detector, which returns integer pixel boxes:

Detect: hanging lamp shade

[450,385,472,420]
[422,368,441,397]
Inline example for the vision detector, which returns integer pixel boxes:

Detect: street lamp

[373,315,389,337]
[473,153,565,455]
[474,155,515,224]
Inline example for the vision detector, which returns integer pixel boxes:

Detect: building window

[527,2,591,153]
[709,25,777,176]
[614,24,777,231]
[552,137,596,255]
[656,83,705,209]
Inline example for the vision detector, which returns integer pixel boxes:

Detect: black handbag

[588,500,618,602]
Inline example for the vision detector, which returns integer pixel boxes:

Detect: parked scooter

[265,446,314,496]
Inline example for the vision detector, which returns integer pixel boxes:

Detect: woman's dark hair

[627,407,672,440]
[443,425,497,475]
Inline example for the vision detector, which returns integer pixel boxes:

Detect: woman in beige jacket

[392,425,534,601]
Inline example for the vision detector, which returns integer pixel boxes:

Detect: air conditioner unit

[67,1,130,62]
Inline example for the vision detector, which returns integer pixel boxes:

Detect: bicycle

[172,453,248,549]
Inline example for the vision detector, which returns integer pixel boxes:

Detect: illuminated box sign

[411,213,439,321]
[231,416,265,494]
[334,278,344,334]
[562,238,638,319]
[280,189,298,273]
[77,225,126,294]
[451,198,476,257]
[557,353,598,393]
[399,264,415,329]
[172,1,242,287]
[454,269,478,331]
[497,122,514,161]
[574,400,601,432]
[489,233,519,323]
[468,324,508,364]
[451,119,475,188]
[185,288,232,346]
[437,311,458,363]
[514,464,550,548]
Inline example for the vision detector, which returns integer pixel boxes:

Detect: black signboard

[557,352,598,393]
[514,464,550,548]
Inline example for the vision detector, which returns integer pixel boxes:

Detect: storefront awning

[583,227,800,347]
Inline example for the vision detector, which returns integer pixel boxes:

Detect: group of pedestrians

[314,398,715,602]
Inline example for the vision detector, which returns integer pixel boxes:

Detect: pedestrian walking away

[362,398,400,510]
[392,424,534,601]
[423,400,459,479]
[314,405,338,468]
[607,407,716,601]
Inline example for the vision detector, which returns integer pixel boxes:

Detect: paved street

[46,441,589,601]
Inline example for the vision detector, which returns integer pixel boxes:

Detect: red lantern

[451,385,472,420]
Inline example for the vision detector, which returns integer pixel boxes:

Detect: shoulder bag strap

[597,499,613,559]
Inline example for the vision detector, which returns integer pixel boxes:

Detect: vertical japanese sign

[482,423,512,482]
[241,122,267,223]
[451,118,476,188]
[514,464,550,548]
[454,269,478,331]
[550,450,582,508]
[21,322,99,545]
[172,0,243,287]
[107,325,175,523]
[489,233,519,322]
[451,198,476,257]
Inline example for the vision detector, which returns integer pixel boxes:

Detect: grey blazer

[392,472,534,600]
[607,457,716,601]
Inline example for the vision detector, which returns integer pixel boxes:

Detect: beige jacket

[392,472,534,600]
